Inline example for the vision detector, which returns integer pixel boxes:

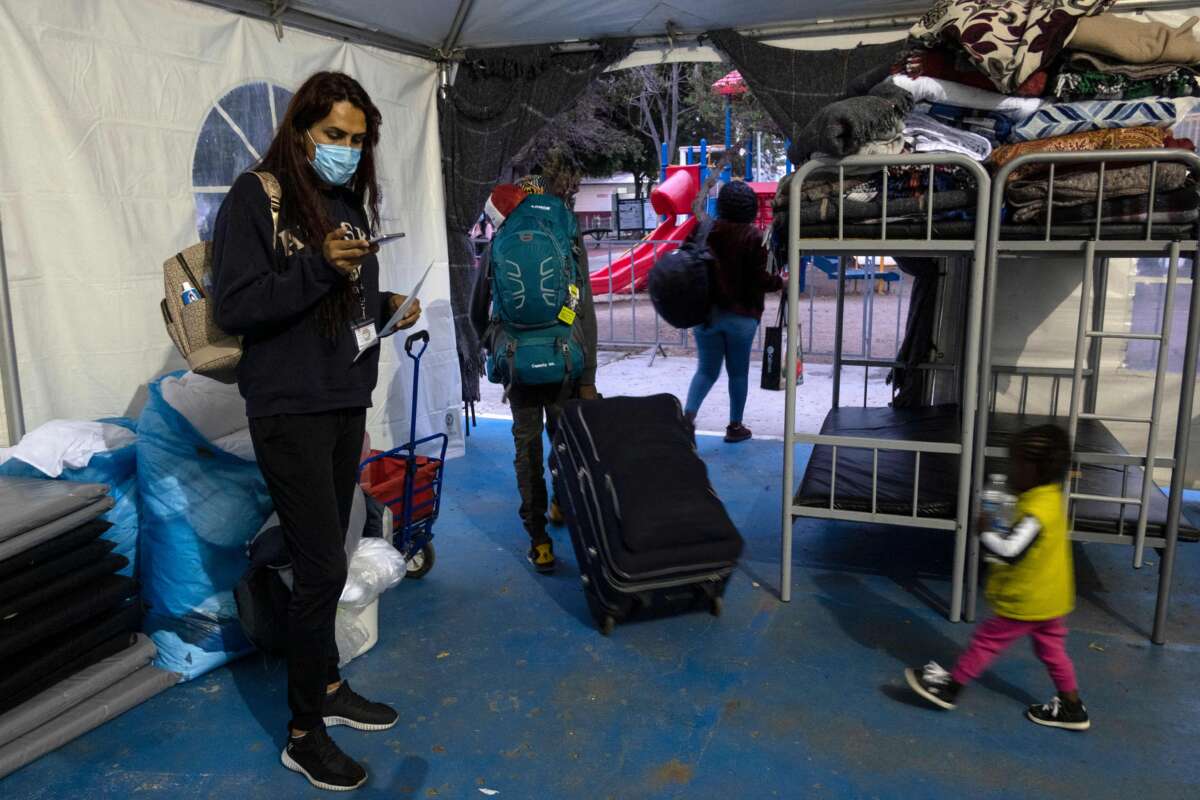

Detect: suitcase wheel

[599,615,616,636]
[406,543,436,579]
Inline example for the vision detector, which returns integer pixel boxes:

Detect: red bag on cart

[359,450,440,524]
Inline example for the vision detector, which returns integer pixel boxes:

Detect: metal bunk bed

[781,153,991,623]
[968,149,1200,644]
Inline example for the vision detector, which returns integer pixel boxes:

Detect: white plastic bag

[339,538,406,607]
[335,606,373,667]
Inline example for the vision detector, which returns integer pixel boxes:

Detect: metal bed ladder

[1065,237,1180,570]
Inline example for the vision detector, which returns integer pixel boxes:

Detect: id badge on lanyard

[349,276,377,359]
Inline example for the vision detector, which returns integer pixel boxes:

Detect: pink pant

[952,616,1078,693]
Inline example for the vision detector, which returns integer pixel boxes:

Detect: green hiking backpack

[486,195,585,387]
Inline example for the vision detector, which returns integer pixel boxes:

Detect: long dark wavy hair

[258,72,383,338]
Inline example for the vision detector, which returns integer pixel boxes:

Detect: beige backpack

[161,172,280,384]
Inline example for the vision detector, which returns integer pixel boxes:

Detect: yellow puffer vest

[986,483,1075,621]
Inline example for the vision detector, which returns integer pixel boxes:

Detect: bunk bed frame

[968,149,1200,644]
[782,149,1200,641]
[782,153,991,623]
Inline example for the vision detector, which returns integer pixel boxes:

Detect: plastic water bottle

[180,281,201,306]
[979,473,1017,535]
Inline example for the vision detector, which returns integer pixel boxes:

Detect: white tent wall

[989,257,1200,488]
[0,0,462,455]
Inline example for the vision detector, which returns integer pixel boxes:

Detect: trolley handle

[406,330,429,360]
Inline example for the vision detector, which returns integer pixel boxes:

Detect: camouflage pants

[509,382,573,545]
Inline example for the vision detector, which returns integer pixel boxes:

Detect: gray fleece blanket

[789,82,914,163]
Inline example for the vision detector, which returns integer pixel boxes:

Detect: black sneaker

[323,680,399,731]
[1027,695,1091,731]
[905,662,962,710]
[281,726,367,792]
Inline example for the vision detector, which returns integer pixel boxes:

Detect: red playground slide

[589,164,700,296]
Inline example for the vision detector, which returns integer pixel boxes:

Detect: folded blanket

[886,75,1043,120]
[1070,14,1200,65]
[905,112,993,161]
[893,46,1048,97]
[777,165,975,208]
[1007,162,1191,222]
[908,0,1114,93]
[1067,51,1197,79]
[991,126,1171,174]
[790,84,913,162]
[1010,98,1200,142]
[800,189,974,225]
[1053,64,1200,102]
[916,102,1014,145]
[1047,185,1199,224]
[814,135,907,161]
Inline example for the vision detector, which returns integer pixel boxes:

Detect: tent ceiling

[195,1,1200,59]
[270,0,930,51]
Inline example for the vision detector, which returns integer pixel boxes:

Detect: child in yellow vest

[905,424,1090,731]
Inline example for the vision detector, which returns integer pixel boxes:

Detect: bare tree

[623,64,689,178]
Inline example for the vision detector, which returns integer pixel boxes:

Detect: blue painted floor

[4,418,1200,799]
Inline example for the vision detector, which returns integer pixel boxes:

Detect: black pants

[509,383,573,546]
[249,409,366,732]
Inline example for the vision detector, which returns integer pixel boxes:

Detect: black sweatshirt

[211,173,394,418]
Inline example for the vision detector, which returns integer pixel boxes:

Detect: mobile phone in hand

[370,232,406,246]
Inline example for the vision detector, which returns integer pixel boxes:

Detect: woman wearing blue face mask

[211,71,419,792]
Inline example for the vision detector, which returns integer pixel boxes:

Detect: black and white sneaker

[905,662,962,710]
[281,726,367,792]
[1027,695,1090,731]
[323,680,399,731]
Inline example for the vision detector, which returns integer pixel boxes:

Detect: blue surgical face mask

[307,131,361,186]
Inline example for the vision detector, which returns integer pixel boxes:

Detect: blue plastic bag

[137,373,272,681]
[0,418,139,577]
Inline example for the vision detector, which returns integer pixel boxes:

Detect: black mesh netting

[441,39,635,402]
[707,30,905,147]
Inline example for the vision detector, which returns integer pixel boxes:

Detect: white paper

[353,261,435,362]
[380,260,435,338]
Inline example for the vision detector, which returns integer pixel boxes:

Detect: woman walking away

[212,71,422,791]
[906,424,1090,731]
[683,180,782,443]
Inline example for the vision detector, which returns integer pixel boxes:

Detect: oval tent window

[192,82,294,240]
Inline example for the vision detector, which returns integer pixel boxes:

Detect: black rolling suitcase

[549,394,743,634]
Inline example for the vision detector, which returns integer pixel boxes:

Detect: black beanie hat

[717,180,759,224]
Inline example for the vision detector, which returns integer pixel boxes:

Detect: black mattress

[0,553,128,619]
[0,539,116,604]
[0,603,143,714]
[794,405,1199,540]
[0,519,110,580]
[0,574,138,659]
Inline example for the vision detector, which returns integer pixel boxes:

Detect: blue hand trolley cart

[358,330,448,579]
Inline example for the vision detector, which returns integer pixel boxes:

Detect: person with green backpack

[470,178,598,574]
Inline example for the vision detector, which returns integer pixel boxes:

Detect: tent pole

[0,212,26,445]
[442,0,477,54]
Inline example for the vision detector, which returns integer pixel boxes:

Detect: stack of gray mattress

[0,477,177,778]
